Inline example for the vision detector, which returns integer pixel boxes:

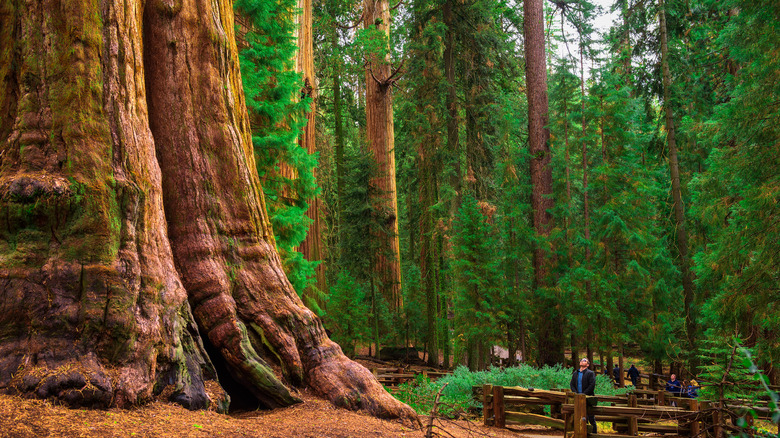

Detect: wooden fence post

[657,389,665,406]
[483,384,493,426]
[574,393,588,438]
[628,393,638,436]
[713,401,722,438]
[493,385,505,428]
[565,391,574,438]
[689,398,700,437]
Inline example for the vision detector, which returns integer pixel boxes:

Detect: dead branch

[426,382,448,438]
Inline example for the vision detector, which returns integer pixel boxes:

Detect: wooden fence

[477,385,567,430]
[477,385,778,437]
[370,367,450,386]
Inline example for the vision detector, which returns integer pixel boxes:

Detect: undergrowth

[393,364,628,417]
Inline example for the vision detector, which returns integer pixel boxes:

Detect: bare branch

[426,382,449,438]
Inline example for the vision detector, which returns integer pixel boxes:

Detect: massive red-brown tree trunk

[0,0,414,420]
[0,0,220,410]
[363,0,402,311]
[523,0,563,366]
[294,0,327,308]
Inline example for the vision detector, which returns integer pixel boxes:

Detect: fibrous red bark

[0,0,414,420]
[294,0,327,308]
[523,0,563,366]
[363,0,402,311]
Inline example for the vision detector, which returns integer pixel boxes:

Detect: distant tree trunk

[620,3,633,86]
[653,359,663,390]
[443,0,461,214]
[659,0,696,371]
[587,344,594,368]
[438,240,451,369]
[0,0,414,420]
[618,341,625,387]
[363,0,402,311]
[520,319,527,363]
[295,0,326,308]
[415,47,439,366]
[562,76,573,251]
[334,69,346,191]
[524,0,561,366]
[579,42,595,365]
[464,70,492,201]
[467,337,478,371]
[421,190,438,367]
[559,62,575,371]
[570,334,579,367]
[442,4,460,369]
[509,229,522,368]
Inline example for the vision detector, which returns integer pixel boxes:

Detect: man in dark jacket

[627,364,640,387]
[570,358,597,433]
[666,374,683,395]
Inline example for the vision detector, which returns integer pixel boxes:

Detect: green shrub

[394,364,629,417]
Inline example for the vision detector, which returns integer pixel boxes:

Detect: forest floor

[0,390,558,438]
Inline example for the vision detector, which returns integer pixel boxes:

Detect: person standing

[570,358,598,433]
[686,379,700,398]
[613,365,621,386]
[666,374,683,406]
[628,364,640,387]
[666,374,683,395]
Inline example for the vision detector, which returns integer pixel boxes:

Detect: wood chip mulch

[0,390,537,438]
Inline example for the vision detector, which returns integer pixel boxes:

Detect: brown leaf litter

[0,390,542,438]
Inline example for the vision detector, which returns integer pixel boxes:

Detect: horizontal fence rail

[370,367,451,386]
[474,385,777,438]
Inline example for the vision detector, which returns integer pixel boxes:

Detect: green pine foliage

[697,335,759,401]
[494,139,534,366]
[326,271,370,357]
[301,0,780,391]
[688,0,780,375]
[235,0,320,296]
[324,143,398,353]
[451,195,503,369]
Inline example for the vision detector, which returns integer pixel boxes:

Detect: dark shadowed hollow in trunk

[0,0,414,421]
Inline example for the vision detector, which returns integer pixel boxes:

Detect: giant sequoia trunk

[523,0,563,366]
[294,0,327,308]
[0,0,414,420]
[363,0,402,311]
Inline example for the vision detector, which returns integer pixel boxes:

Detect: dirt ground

[0,391,562,438]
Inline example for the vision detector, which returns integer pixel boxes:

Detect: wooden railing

[476,385,567,430]
[370,367,450,386]
[563,392,699,438]
[476,386,778,437]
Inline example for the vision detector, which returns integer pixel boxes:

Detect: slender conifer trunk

[659,0,696,369]
[523,0,561,366]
